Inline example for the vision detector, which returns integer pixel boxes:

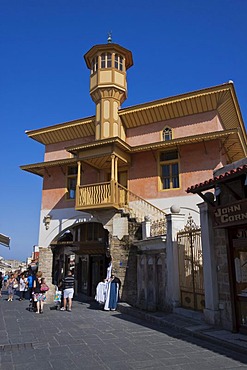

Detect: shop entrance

[230,230,247,334]
[78,254,106,296]
[51,221,109,298]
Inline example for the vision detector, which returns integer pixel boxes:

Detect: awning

[0,233,10,248]
[20,157,78,177]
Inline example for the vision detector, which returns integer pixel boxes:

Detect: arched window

[101,53,112,68]
[162,127,172,141]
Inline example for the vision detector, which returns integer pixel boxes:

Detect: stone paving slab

[117,302,247,354]
[0,291,247,369]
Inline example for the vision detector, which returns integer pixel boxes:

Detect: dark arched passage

[51,222,110,297]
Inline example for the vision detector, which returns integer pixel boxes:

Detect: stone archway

[50,221,109,298]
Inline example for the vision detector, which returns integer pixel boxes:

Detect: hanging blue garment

[109,282,118,310]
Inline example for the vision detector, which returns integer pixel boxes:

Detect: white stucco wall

[148,193,202,226]
[38,208,93,247]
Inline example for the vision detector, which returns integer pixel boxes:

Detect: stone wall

[214,228,233,330]
[38,247,55,304]
[110,236,138,307]
[136,251,167,311]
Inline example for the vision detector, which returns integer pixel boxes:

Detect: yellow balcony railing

[75,180,127,210]
[75,181,166,233]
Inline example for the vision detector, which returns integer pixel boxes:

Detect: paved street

[1,289,247,370]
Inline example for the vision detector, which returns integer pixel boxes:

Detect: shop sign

[214,199,247,228]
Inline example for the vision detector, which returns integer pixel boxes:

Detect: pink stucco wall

[42,162,99,209]
[128,139,227,199]
[41,112,227,210]
[126,111,222,147]
[44,135,94,161]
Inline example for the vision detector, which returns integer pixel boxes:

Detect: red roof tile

[186,164,247,193]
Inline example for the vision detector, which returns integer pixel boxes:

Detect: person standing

[3,273,9,287]
[7,274,18,301]
[27,272,34,301]
[33,271,47,314]
[19,273,27,301]
[60,271,74,312]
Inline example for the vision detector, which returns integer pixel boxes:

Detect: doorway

[90,255,105,297]
[177,216,204,311]
[77,254,106,297]
[231,233,247,333]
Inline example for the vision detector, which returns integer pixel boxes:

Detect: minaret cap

[107,32,112,43]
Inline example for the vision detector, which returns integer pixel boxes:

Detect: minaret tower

[84,35,133,141]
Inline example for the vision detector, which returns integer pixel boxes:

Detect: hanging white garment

[95,282,107,304]
[104,281,111,310]
[106,262,112,280]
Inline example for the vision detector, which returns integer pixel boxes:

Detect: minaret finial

[107,32,112,43]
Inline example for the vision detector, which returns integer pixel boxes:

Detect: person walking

[7,274,18,301]
[33,271,47,314]
[27,272,34,301]
[18,273,27,301]
[60,270,74,312]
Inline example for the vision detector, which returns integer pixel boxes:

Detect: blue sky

[1,0,247,261]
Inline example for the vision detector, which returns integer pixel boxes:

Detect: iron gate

[177,215,205,311]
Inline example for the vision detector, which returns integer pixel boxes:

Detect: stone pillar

[111,154,115,180]
[166,208,185,309]
[198,201,220,325]
[137,254,147,309]
[38,246,55,304]
[147,255,157,311]
[77,161,81,185]
[142,216,151,239]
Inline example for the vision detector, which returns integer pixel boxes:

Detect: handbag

[13,281,18,289]
[40,283,49,292]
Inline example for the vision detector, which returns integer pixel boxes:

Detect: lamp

[44,214,52,230]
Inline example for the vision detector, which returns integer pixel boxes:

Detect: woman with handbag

[7,274,18,301]
[33,272,49,314]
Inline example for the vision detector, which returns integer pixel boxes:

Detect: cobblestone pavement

[0,290,247,370]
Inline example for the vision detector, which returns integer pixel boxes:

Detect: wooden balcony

[75,180,167,235]
[75,180,128,211]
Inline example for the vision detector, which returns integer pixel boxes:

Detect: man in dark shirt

[60,271,75,312]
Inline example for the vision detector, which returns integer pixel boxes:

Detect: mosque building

[21,37,247,332]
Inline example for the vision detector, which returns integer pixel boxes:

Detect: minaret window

[162,127,172,141]
[115,54,123,71]
[101,53,112,68]
[91,57,98,74]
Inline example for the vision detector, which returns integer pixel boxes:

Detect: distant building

[0,258,26,274]
[21,40,247,331]
[0,257,11,274]
[27,246,39,273]
[4,259,26,272]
